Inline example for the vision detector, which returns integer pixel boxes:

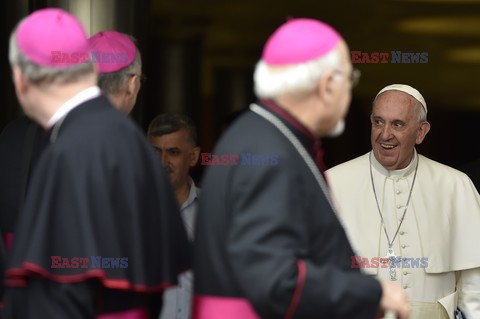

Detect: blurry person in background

[5,8,190,318]
[89,30,144,114]
[193,18,409,319]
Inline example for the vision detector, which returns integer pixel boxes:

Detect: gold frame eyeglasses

[335,68,361,87]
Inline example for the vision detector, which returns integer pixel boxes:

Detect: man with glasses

[193,18,409,319]
[327,84,480,319]
[89,30,145,114]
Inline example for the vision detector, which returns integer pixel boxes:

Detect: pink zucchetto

[262,18,342,66]
[88,31,137,73]
[16,8,89,68]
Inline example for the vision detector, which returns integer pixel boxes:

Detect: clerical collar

[259,99,316,142]
[47,86,101,128]
[258,99,327,172]
[370,149,418,178]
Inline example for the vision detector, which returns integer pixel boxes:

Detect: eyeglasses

[129,73,147,84]
[335,68,361,88]
[350,69,361,87]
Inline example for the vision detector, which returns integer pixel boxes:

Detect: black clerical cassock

[193,101,382,319]
[0,116,49,235]
[4,96,190,318]
[0,116,50,314]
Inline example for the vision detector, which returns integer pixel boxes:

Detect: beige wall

[46,0,136,36]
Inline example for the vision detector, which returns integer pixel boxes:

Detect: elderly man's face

[321,40,353,137]
[335,41,354,120]
[123,67,143,114]
[149,128,200,190]
[370,90,430,170]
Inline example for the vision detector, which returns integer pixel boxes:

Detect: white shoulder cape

[326,152,480,274]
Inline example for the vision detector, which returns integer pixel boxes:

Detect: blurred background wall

[2,0,480,180]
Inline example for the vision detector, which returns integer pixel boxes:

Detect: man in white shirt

[148,113,200,319]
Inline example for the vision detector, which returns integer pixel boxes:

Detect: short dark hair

[148,113,197,147]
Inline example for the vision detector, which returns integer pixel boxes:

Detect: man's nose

[161,153,168,165]
[381,125,393,139]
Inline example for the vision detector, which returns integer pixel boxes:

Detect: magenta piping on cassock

[3,233,13,252]
[97,308,149,319]
[192,295,260,319]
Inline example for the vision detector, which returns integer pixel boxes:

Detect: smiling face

[370,90,430,170]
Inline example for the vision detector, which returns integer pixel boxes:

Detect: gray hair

[253,45,342,98]
[148,113,197,147]
[8,21,94,85]
[97,46,142,95]
[414,100,427,122]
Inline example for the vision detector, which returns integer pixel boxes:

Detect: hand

[378,280,410,319]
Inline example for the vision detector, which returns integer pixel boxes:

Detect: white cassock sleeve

[458,268,480,318]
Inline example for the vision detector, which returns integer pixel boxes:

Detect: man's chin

[374,152,397,169]
[326,119,345,138]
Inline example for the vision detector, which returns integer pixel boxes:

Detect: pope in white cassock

[326,84,480,319]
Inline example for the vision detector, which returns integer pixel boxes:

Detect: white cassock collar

[47,86,101,128]
[370,148,418,178]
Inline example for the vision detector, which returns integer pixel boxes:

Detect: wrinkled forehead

[372,90,418,118]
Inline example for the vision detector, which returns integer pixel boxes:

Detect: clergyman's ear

[416,121,431,145]
[317,68,339,105]
[126,74,137,96]
[12,64,28,95]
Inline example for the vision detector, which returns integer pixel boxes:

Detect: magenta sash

[193,295,260,319]
[97,308,149,319]
[3,233,13,252]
